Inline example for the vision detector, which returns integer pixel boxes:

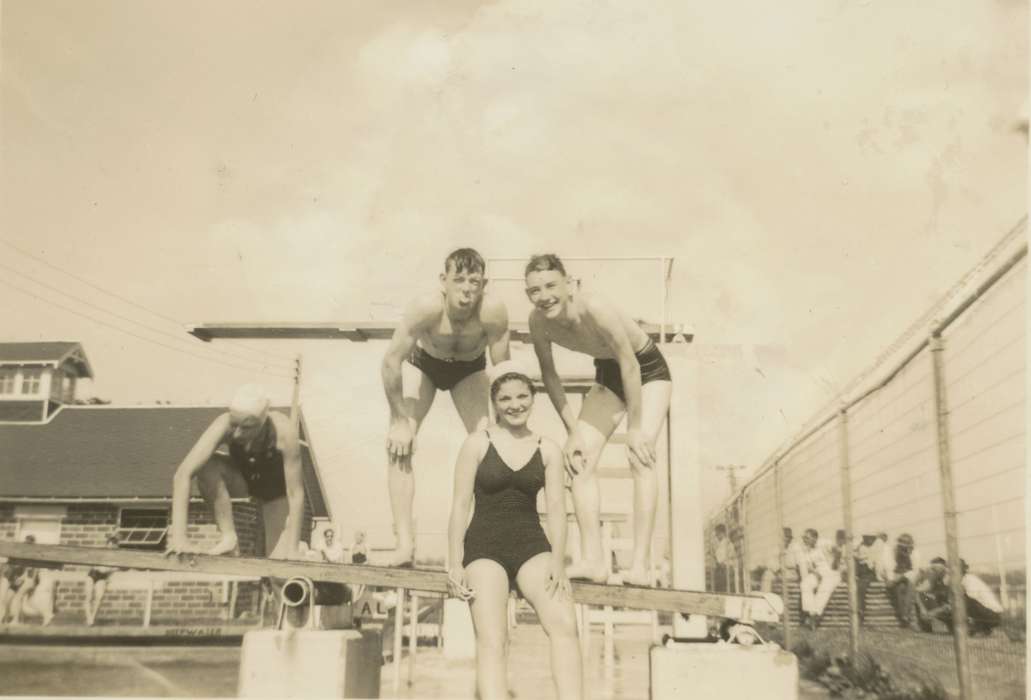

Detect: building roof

[0,405,328,517]
[0,342,93,378]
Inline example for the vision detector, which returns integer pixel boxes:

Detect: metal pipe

[930,334,973,699]
[933,244,1027,333]
[773,461,792,651]
[282,578,311,607]
[837,410,860,660]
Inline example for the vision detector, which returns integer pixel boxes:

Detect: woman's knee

[476,630,508,656]
[195,459,224,491]
[542,606,578,639]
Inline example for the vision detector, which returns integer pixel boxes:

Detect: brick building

[0,341,331,628]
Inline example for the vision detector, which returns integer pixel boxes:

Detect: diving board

[186,321,693,345]
[0,542,778,622]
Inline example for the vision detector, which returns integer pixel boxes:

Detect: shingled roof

[0,405,329,517]
[0,341,93,378]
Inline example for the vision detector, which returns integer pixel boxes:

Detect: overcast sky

[1,1,1026,519]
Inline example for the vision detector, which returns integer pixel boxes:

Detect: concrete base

[441,598,476,660]
[650,643,798,700]
[238,629,382,698]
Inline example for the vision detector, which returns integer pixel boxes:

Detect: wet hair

[444,248,486,276]
[490,372,535,402]
[524,253,566,277]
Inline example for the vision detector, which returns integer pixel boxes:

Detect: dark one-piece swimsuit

[463,433,552,590]
[228,419,287,502]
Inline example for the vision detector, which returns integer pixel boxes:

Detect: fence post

[990,505,1011,611]
[930,332,973,699]
[837,408,860,660]
[773,460,792,651]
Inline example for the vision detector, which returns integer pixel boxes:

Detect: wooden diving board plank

[0,542,777,621]
[187,321,693,345]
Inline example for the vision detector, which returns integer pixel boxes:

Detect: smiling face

[525,268,573,320]
[440,264,486,317]
[491,376,535,429]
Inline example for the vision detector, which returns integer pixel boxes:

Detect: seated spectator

[712,524,730,592]
[882,533,922,629]
[0,558,14,624]
[760,528,801,592]
[960,560,1003,637]
[85,534,121,626]
[350,530,369,565]
[854,534,881,622]
[915,557,951,632]
[8,536,53,626]
[318,528,345,564]
[830,529,849,579]
[798,528,838,629]
[783,528,804,581]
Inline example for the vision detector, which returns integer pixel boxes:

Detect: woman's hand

[545,560,572,599]
[447,565,474,601]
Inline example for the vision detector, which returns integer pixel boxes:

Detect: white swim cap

[488,359,533,386]
[229,384,270,418]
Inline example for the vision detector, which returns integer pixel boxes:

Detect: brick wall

[0,505,15,541]
[61,503,119,547]
[4,499,272,626]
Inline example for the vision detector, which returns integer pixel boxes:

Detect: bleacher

[779,579,898,627]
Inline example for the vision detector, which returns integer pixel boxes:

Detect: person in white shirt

[318,528,346,564]
[760,527,801,592]
[960,559,1003,636]
[798,528,838,629]
[883,533,921,629]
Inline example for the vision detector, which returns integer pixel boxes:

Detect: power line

[0,238,297,363]
[0,278,293,380]
[0,262,293,373]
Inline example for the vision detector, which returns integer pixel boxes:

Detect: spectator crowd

[711,525,1005,637]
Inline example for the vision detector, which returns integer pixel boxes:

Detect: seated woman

[350,530,369,565]
[85,534,121,626]
[447,361,583,700]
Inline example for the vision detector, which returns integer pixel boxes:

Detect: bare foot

[621,566,654,587]
[565,559,608,583]
[208,534,239,556]
[389,541,414,568]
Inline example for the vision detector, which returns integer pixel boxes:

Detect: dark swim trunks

[407,345,487,391]
[463,434,552,589]
[593,338,672,403]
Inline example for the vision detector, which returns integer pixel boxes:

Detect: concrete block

[441,598,476,659]
[650,643,798,700]
[238,629,382,698]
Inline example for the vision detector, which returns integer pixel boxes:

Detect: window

[20,369,42,395]
[117,508,169,550]
[0,371,15,395]
[13,506,66,544]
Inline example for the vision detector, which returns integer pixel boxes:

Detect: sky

[1,1,1026,536]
